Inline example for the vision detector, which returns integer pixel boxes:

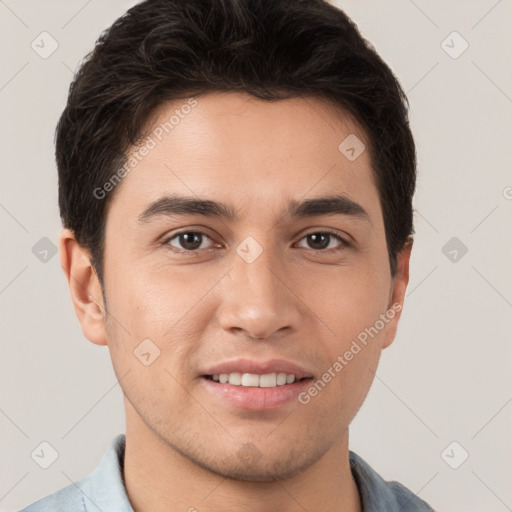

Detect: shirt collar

[80,433,133,512]
[349,450,433,511]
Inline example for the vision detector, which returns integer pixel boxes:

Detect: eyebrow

[137,194,370,224]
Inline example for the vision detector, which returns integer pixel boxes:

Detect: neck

[123,405,361,512]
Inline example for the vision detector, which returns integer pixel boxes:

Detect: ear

[59,228,108,346]
[380,236,413,350]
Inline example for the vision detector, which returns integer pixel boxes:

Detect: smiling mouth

[203,373,313,388]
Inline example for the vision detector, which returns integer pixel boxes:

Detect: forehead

[107,92,380,224]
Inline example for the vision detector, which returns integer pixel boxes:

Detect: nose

[216,240,303,340]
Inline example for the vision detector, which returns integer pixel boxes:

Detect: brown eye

[297,231,348,252]
[165,231,213,252]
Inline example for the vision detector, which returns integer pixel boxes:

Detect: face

[64,91,411,482]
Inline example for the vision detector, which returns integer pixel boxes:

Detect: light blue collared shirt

[19,434,435,511]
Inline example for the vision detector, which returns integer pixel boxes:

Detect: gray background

[1,1,511,510]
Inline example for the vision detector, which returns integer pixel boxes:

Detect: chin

[189,445,322,483]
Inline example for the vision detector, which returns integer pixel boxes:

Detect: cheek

[104,259,212,378]
[105,256,196,332]
[300,333,382,426]
[298,260,390,409]
[304,260,391,337]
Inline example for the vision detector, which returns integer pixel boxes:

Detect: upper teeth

[211,373,297,387]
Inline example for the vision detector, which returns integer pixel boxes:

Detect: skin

[60,91,412,512]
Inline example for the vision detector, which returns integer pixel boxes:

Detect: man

[20,0,434,510]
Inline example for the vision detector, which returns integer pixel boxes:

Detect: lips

[199,358,315,410]
[201,358,314,385]
[206,372,304,388]
[202,358,314,379]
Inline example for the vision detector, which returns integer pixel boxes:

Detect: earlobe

[59,229,108,346]
[381,236,413,350]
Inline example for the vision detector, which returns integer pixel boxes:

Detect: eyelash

[162,230,350,254]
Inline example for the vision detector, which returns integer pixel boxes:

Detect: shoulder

[18,483,86,512]
[18,434,132,512]
[349,451,435,511]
